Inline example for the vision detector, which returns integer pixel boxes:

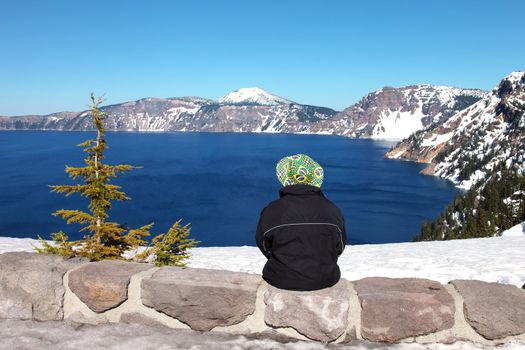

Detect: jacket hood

[279,184,324,197]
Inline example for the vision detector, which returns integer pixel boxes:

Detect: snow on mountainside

[370,85,487,139]
[312,85,488,140]
[386,71,525,190]
[218,87,293,106]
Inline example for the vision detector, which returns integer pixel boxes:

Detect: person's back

[255,154,346,291]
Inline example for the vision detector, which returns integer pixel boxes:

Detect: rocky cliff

[386,71,525,190]
[316,85,487,139]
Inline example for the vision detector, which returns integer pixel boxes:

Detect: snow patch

[219,87,294,106]
[389,149,407,159]
[501,222,525,237]
[370,108,424,140]
[421,132,453,147]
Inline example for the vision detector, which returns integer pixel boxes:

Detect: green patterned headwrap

[276,154,324,188]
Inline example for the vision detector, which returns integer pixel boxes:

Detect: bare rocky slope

[0,86,486,140]
[386,71,525,190]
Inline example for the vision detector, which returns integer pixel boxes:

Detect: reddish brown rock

[354,277,455,343]
[141,267,262,331]
[264,279,350,342]
[451,280,525,340]
[68,260,152,313]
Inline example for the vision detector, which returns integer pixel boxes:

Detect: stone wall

[1,252,524,345]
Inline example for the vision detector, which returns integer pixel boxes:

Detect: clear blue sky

[1,0,524,115]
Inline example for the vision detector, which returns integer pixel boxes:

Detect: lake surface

[0,131,458,246]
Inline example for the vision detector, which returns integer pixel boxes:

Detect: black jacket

[255,184,347,291]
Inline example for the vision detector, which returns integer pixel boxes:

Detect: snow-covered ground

[502,222,525,237]
[191,236,525,287]
[2,227,524,287]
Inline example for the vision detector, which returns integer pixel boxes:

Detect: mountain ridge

[0,85,487,140]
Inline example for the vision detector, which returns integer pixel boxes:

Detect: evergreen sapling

[36,94,197,266]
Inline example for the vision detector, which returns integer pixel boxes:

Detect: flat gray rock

[0,252,79,321]
[354,277,455,343]
[141,267,262,331]
[67,311,108,325]
[451,280,525,339]
[120,312,165,327]
[264,279,351,342]
[68,260,152,313]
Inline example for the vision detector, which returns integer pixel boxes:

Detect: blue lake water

[0,131,458,246]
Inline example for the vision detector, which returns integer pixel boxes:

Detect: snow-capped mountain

[386,71,525,190]
[218,87,293,106]
[0,86,485,138]
[311,85,487,139]
[0,89,336,133]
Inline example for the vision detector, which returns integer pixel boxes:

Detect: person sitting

[255,154,347,291]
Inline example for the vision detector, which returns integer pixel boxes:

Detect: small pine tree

[138,220,198,267]
[36,94,197,265]
[37,231,76,258]
[36,94,144,260]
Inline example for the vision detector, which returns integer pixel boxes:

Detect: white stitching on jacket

[262,222,345,254]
